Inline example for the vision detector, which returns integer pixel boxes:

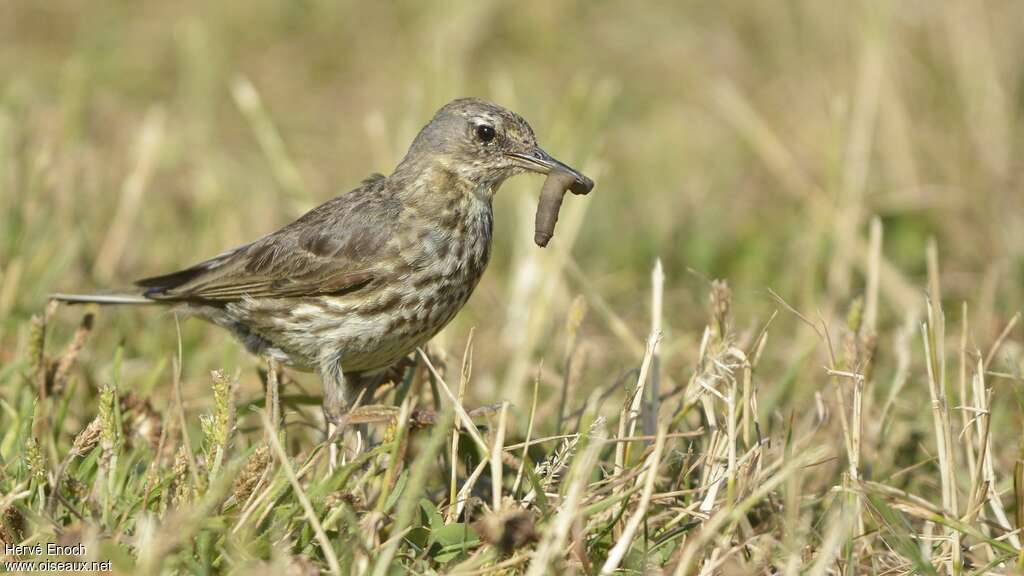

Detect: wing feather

[137,177,396,303]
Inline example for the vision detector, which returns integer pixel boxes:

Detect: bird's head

[396,98,591,196]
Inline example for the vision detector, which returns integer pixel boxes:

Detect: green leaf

[419,498,444,531]
[429,523,479,564]
[0,398,20,461]
[430,523,478,548]
[404,526,430,550]
[383,470,408,512]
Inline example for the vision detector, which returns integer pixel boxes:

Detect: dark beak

[506,147,594,195]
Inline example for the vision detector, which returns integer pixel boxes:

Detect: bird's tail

[50,293,154,305]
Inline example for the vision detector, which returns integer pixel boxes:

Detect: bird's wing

[137,179,397,303]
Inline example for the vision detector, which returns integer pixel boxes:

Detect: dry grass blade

[526,398,606,575]
[512,370,540,497]
[418,347,489,456]
[261,410,341,576]
[615,331,662,476]
[922,289,961,573]
[372,405,454,575]
[491,401,509,511]
[673,446,828,574]
[645,258,664,437]
[600,424,667,574]
[449,330,474,523]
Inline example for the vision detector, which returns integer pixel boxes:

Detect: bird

[52,97,593,427]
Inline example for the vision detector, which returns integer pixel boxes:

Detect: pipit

[54,98,593,426]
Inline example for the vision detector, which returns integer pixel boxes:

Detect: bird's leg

[319,354,352,471]
[345,370,389,448]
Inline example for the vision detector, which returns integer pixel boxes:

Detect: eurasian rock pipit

[54,98,593,426]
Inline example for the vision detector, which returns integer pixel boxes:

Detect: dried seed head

[533,415,607,492]
[25,438,46,483]
[202,370,237,475]
[27,301,59,387]
[98,384,119,467]
[26,313,46,379]
[232,445,270,505]
[1,505,25,546]
[71,418,103,458]
[710,279,732,342]
[170,447,192,507]
[51,313,94,396]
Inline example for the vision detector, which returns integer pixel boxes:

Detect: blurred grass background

[2,0,1024,571]
[3,0,1022,413]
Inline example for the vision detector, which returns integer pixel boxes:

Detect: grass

[2,0,1024,573]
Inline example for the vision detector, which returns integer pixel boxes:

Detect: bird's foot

[323,387,371,471]
[324,407,349,472]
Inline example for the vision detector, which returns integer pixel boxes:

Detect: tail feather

[50,293,154,305]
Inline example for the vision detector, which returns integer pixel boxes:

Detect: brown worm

[534,169,580,247]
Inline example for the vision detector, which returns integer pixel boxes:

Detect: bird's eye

[475,124,496,143]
